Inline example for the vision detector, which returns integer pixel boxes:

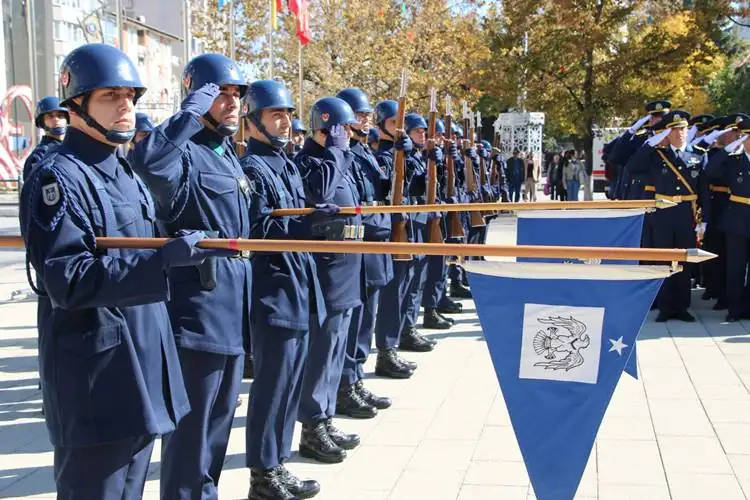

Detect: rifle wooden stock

[443,114,465,240]
[462,138,486,228]
[235,117,247,156]
[0,235,716,263]
[426,109,443,244]
[390,95,411,260]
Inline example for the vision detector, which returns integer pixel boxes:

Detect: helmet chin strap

[249,112,289,149]
[203,112,238,137]
[67,97,135,145]
[378,124,395,141]
[352,126,366,138]
[44,126,67,137]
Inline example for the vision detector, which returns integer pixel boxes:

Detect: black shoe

[355,380,392,410]
[375,349,414,379]
[422,307,452,330]
[251,467,318,499]
[325,418,360,450]
[399,328,435,352]
[450,283,472,299]
[244,356,255,379]
[674,311,696,322]
[336,384,378,419]
[725,314,740,323]
[437,311,456,325]
[437,298,463,314]
[655,311,671,323]
[395,352,418,371]
[713,300,728,311]
[249,467,300,500]
[299,421,346,463]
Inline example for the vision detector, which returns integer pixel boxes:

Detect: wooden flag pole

[270,199,675,217]
[0,236,715,264]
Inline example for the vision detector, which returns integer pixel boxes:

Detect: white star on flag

[608,336,628,356]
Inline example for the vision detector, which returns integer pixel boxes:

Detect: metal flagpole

[24,0,38,147]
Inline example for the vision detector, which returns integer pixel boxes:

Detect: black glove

[395,135,413,152]
[477,147,490,159]
[325,124,350,150]
[160,230,237,269]
[429,147,444,163]
[181,83,220,118]
[448,143,459,160]
[312,203,341,216]
[464,147,478,160]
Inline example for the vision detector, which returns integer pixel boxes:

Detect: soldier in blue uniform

[445,122,472,298]
[240,79,322,500]
[704,119,750,322]
[128,53,252,499]
[23,96,69,181]
[335,87,393,418]
[291,118,307,156]
[626,110,702,322]
[372,100,421,379]
[18,43,227,500]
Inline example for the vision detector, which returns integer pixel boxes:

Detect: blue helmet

[35,96,68,129]
[405,113,428,133]
[310,97,357,131]
[435,119,445,135]
[375,100,398,125]
[456,125,464,138]
[57,43,145,144]
[292,118,307,134]
[336,88,373,114]
[135,112,154,134]
[182,53,247,98]
[244,80,295,116]
[481,140,492,150]
[367,128,379,144]
[58,43,145,107]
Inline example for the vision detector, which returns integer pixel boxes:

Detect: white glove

[687,125,698,144]
[646,129,671,147]
[695,222,707,235]
[725,135,748,154]
[629,114,651,134]
[703,128,730,145]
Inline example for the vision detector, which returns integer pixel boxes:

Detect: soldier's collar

[192,126,229,156]
[64,127,118,179]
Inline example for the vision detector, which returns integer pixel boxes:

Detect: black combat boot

[437,297,463,314]
[250,466,319,499]
[325,418,360,450]
[375,348,414,379]
[450,282,472,299]
[355,380,392,410]
[399,327,435,352]
[336,383,378,419]
[298,421,346,464]
[422,307,452,330]
[244,355,255,379]
[248,467,300,500]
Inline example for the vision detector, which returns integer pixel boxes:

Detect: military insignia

[238,177,250,196]
[183,73,192,90]
[662,168,668,175]
[656,103,663,111]
[59,70,70,88]
[321,113,330,122]
[739,177,744,184]
[42,182,60,206]
[737,116,743,124]
[691,170,699,178]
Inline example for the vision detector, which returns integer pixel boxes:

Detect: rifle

[426,88,443,244]
[462,102,486,228]
[235,117,247,156]
[490,133,500,187]
[443,96,465,240]
[390,70,411,261]
[476,111,497,214]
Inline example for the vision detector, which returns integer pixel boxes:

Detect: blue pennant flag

[466,261,667,500]
[516,209,646,378]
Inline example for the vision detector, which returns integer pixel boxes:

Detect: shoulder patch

[42,182,61,206]
[27,160,68,232]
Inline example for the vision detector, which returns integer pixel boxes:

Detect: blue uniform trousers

[375,261,412,349]
[160,349,244,500]
[54,435,154,500]
[726,232,750,318]
[421,256,447,308]
[342,286,381,385]
[652,210,695,316]
[404,256,428,328]
[299,309,354,423]
[245,326,308,469]
[704,225,727,299]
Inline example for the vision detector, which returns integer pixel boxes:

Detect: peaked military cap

[646,100,671,115]
[721,113,750,130]
[689,114,714,129]
[652,110,690,132]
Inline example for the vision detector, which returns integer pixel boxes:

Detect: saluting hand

[181,83,221,118]
[724,135,748,154]
[646,129,670,147]
[325,124,350,150]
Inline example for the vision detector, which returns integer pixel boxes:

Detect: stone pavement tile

[388,468,465,500]
[597,440,667,486]
[485,394,512,426]
[658,436,733,475]
[316,488,390,500]
[636,340,686,368]
[713,423,750,455]
[335,445,415,491]
[0,467,56,499]
[597,483,671,500]
[605,385,650,419]
[727,454,750,498]
[702,399,750,423]
[647,398,715,437]
[693,383,750,401]
[464,460,528,486]
[374,408,435,426]
[457,484,528,500]
[406,439,476,471]
[598,415,656,441]
[364,421,427,447]
[640,367,699,400]
[472,425,524,462]
[680,361,743,386]
[667,473,745,500]
[424,411,487,441]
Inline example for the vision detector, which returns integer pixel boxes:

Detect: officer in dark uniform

[23,96,69,181]
[291,118,307,155]
[372,100,420,379]
[627,110,702,322]
[240,79,322,500]
[705,119,750,322]
[129,53,252,499]
[335,87,393,418]
[19,42,225,500]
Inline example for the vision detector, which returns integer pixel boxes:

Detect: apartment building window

[52,0,83,7]
[53,21,85,44]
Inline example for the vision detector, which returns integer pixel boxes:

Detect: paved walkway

[1,214,749,499]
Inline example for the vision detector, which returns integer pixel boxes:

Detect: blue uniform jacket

[350,139,393,287]
[706,149,750,236]
[22,136,62,181]
[296,138,363,311]
[241,138,326,330]
[19,128,189,447]
[130,111,251,356]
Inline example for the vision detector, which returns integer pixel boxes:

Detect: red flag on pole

[288,0,311,45]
